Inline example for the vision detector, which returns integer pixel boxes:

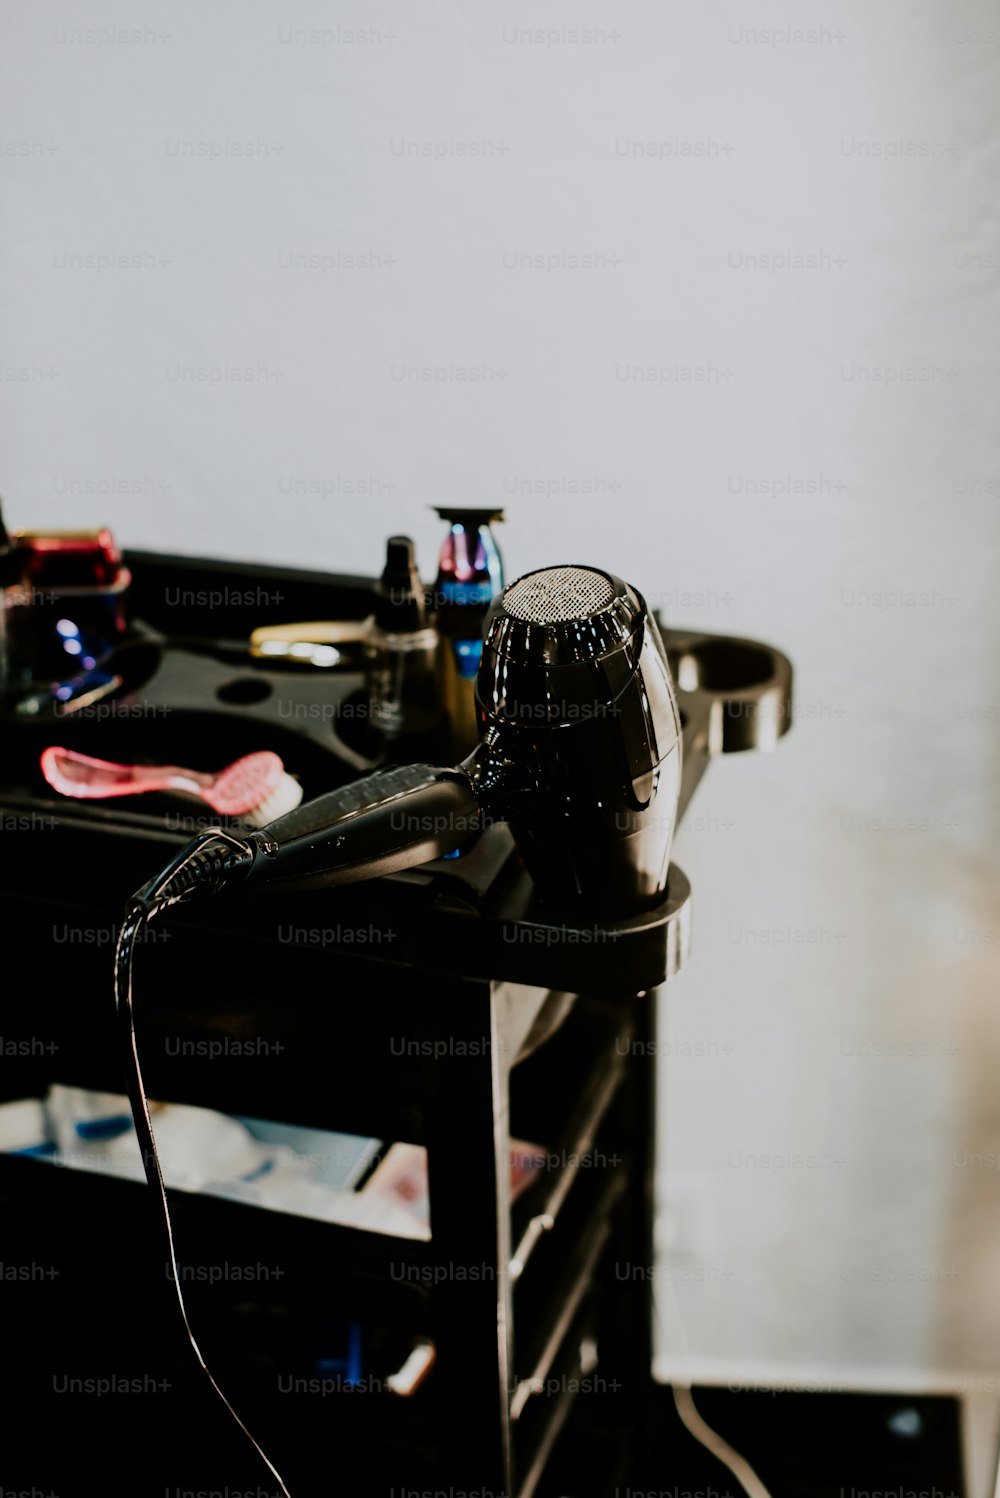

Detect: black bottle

[364,536,443,749]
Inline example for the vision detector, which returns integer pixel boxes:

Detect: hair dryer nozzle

[470,564,683,915]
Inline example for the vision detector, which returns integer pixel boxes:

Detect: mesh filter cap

[503,566,615,624]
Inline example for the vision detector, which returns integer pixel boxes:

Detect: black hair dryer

[237,565,682,918]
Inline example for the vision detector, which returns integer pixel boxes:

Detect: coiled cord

[129,829,258,910]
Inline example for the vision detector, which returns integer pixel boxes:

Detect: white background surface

[2,0,999,1396]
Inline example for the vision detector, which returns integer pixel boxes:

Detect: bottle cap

[373,535,428,632]
[433,507,505,526]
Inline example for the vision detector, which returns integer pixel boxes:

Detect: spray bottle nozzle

[373,535,427,632]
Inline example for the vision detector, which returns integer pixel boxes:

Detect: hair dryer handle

[242,763,483,892]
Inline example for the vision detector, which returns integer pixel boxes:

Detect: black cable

[113,831,292,1497]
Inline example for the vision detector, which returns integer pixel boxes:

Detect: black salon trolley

[0,550,790,1496]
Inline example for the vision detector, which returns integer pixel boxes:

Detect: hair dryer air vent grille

[503,566,615,624]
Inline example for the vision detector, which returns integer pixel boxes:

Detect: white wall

[3,0,999,1391]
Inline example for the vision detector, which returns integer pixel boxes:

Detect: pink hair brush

[39,746,302,827]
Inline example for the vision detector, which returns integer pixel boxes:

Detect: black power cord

[113,829,292,1497]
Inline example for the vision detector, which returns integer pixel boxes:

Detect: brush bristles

[238,772,303,829]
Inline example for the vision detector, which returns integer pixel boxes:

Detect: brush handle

[40,746,212,800]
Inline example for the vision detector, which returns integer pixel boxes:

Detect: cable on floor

[654,1272,776,1498]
